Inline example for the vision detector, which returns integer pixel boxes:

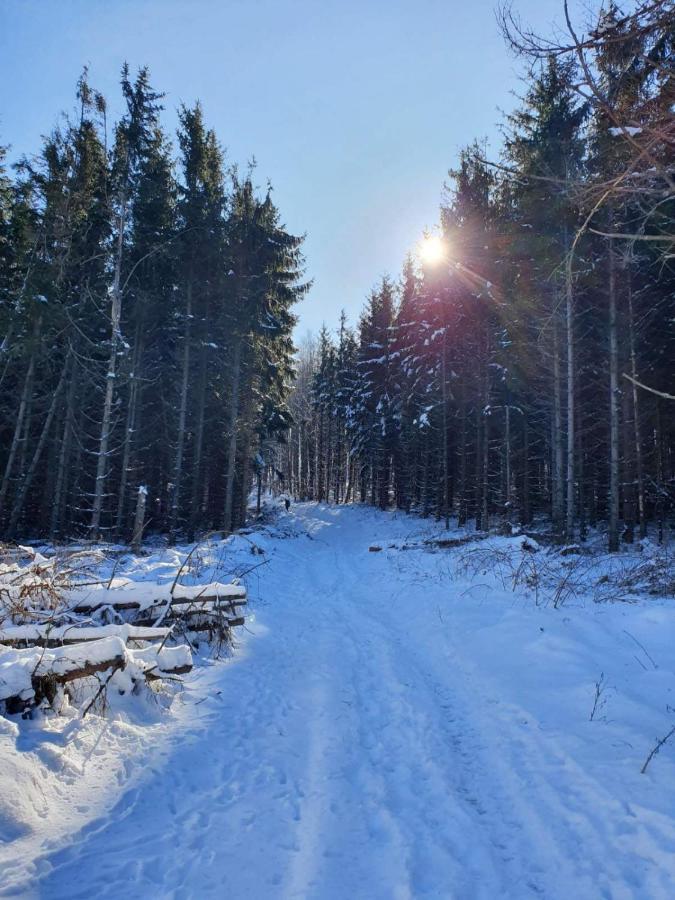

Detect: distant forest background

[280,2,675,551]
[0,65,307,542]
[0,1,673,550]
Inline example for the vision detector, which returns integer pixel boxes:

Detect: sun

[418,233,447,265]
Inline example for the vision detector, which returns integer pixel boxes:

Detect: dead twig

[641,725,675,774]
[589,672,609,721]
[623,629,658,670]
[81,666,120,719]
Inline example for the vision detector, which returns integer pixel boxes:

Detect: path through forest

[7,504,675,899]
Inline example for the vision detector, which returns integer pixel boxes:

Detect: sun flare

[418,233,447,265]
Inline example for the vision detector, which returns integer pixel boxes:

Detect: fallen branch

[622,373,675,401]
[81,666,119,719]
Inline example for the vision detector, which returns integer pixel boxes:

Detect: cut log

[69,585,246,615]
[423,535,484,549]
[48,655,125,686]
[175,614,245,633]
[144,666,191,681]
[70,598,147,613]
[0,636,129,709]
[1,636,193,713]
[69,597,247,613]
[0,623,171,648]
[170,583,246,602]
[134,599,246,629]
[130,644,192,678]
[168,599,245,615]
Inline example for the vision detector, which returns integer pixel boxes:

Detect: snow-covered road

[4,504,675,898]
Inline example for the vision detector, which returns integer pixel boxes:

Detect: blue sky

[1,0,571,337]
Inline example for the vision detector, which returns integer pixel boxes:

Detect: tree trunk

[551,309,564,537]
[441,340,450,529]
[115,320,143,538]
[223,339,243,534]
[317,409,325,502]
[131,485,148,552]
[90,347,118,538]
[0,318,40,522]
[188,344,209,541]
[6,354,70,538]
[479,352,490,531]
[655,401,665,544]
[474,401,483,529]
[91,195,126,539]
[627,276,646,539]
[522,415,531,526]
[608,238,620,552]
[50,356,79,540]
[481,409,489,532]
[168,281,193,543]
[458,400,468,526]
[505,405,512,523]
[565,257,575,541]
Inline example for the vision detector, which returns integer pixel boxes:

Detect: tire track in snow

[282,545,414,899]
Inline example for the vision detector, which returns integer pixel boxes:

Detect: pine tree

[90,65,167,538]
[168,102,226,541]
[221,175,306,533]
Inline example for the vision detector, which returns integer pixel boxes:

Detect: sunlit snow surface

[2,503,675,898]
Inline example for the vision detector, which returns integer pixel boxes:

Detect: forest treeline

[0,65,306,541]
[279,2,674,550]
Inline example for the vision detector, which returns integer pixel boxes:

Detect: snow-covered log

[0,622,170,648]
[170,583,246,602]
[168,613,246,633]
[130,644,192,679]
[166,598,245,616]
[0,636,128,708]
[67,581,246,615]
[0,636,193,712]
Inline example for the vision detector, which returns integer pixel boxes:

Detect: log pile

[0,560,248,716]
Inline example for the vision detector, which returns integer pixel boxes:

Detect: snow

[610,126,643,137]
[171,582,244,601]
[2,503,675,897]
[130,643,192,675]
